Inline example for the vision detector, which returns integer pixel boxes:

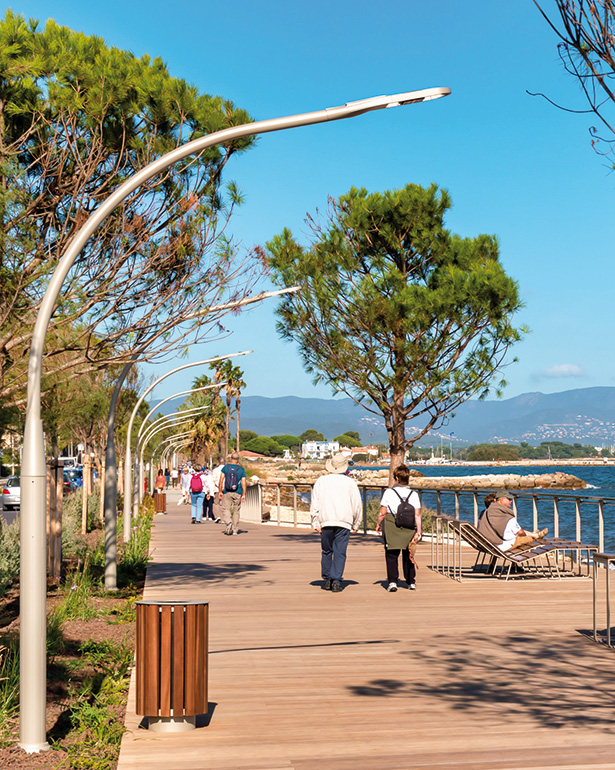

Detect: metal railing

[593,553,615,649]
[250,481,615,553]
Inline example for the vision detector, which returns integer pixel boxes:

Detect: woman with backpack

[189,465,206,524]
[375,464,421,592]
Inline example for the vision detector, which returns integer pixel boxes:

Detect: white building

[301,440,340,460]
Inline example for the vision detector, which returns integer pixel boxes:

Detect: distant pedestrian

[211,461,224,523]
[310,454,362,592]
[164,468,170,488]
[219,453,247,535]
[154,469,167,515]
[171,467,179,488]
[376,464,421,592]
[202,469,217,522]
[190,465,207,524]
[179,467,191,505]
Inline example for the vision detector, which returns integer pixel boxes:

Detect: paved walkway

[117,487,615,770]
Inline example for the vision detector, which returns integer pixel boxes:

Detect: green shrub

[0,517,19,597]
[64,638,133,768]
[118,506,152,586]
[0,636,19,746]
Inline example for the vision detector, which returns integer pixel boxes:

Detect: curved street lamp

[137,383,223,443]
[122,352,251,543]
[19,86,451,752]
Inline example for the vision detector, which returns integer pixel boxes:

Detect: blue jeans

[190,491,205,522]
[320,526,351,582]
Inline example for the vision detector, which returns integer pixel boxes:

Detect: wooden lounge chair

[436,517,597,581]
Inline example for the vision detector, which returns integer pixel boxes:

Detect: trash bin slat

[143,603,161,716]
[159,605,173,717]
[184,604,197,714]
[173,604,185,713]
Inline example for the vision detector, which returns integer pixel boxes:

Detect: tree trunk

[387,393,406,486]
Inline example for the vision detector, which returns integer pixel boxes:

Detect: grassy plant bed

[0,496,153,769]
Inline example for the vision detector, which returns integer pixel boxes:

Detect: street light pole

[19,86,450,752]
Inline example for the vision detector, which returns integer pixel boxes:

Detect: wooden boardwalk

[117,490,615,770]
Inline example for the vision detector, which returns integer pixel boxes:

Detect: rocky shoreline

[251,463,587,491]
[351,469,587,490]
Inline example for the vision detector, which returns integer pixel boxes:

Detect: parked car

[63,468,83,488]
[2,476,20,510]
[63,471,76,494]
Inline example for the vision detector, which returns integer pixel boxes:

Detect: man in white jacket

[310,454,362,592]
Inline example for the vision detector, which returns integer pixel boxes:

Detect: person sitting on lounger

[477,490,547,552]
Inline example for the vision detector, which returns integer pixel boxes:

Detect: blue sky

[10,0,615,402]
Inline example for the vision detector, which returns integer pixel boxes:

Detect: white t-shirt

[380,486,421,514]
[499,517,522,552]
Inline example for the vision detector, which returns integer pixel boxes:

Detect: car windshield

[64,470,82,480]
[5,476,19,487]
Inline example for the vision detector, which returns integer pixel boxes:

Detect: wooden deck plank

[118,491,615,770]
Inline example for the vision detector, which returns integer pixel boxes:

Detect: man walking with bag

[219,453,247,535]
[311,454,362,592]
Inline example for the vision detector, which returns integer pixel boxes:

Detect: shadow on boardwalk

[119,507,615,770]
[349,629,615,732]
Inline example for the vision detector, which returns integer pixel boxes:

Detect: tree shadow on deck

[347,630,615,732]
[145,561,269,588]
[270,531,382,548]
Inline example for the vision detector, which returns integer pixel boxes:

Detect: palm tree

[209,360,245,458]
[183,374,225,464]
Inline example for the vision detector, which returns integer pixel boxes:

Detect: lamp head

[342,87,451,113]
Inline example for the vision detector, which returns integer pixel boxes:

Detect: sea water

[351,463,615,551]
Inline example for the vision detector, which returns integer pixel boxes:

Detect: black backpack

[224,465,240,492]
[390,488,416,529]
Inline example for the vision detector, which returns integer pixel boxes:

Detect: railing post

[532,495,538,533]
[293,484,297,527]
[276,484,281,526]
[553,497,559,539]
[575,498,581,543]
[436,491,441,516]
[473,492,478,526]
[599,499,605,553]
[361,486,368,534]
[454,491,460,520]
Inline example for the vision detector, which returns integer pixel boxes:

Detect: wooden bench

[432,516,598,582]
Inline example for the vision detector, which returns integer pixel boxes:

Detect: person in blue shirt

[218,453,247,535]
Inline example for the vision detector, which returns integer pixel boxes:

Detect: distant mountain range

[233,387,615,447]
[152,387,615,446]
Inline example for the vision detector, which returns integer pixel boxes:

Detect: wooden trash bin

[136,600,209,732]
[153,491,166,514]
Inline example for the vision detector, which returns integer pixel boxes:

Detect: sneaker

[224,522,233,536]
[231,531,239,535]
[323,579,332,591]
[409,583,416,590]
[387,582,398,592]
[215,518,221,523]
[331,581,342,593]
[191,518,196,524]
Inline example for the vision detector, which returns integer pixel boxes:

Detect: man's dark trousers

[321,526,351,582]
